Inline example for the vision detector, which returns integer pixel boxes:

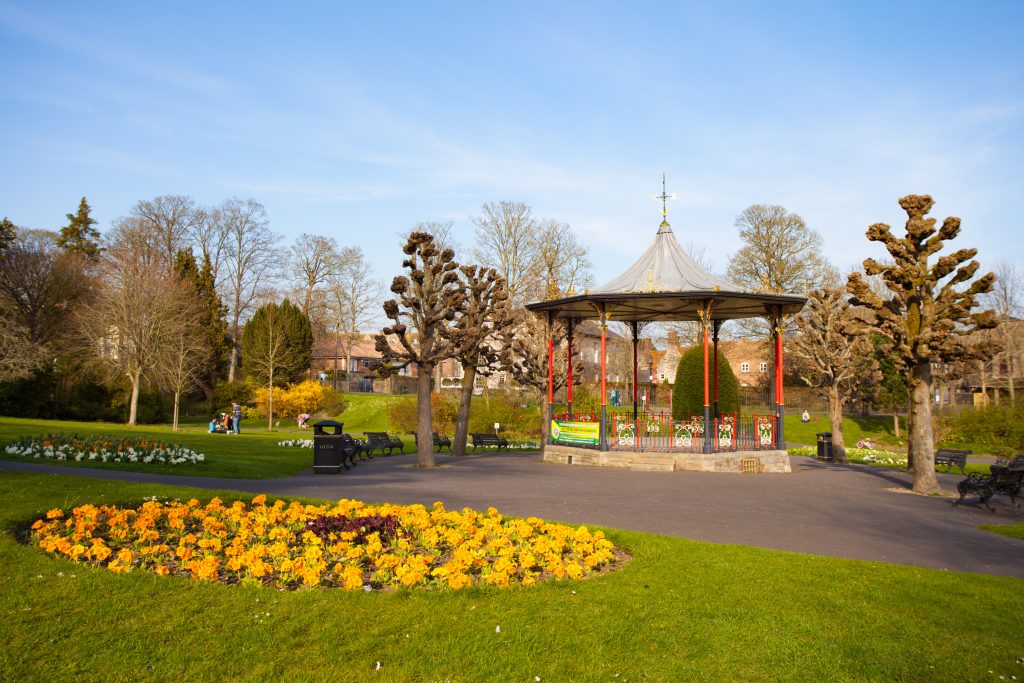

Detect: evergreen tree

[173,249,230,391]
[0,217,15,252]
[242,299,313,430]
[671,346,740,419]
[57,197,102,261]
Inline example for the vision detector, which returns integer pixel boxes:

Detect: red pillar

[703,302,712,454]
[774,308,786,449]
[547,337,554,406]
[566,320,574,412]
[712,321,719,418]
[600,310,608,451]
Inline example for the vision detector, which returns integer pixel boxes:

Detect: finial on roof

[653,173,676,233]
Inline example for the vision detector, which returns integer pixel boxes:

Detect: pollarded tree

[242,299,313,430]
[374,232,466,467]
[847,194,996,494]
[450,265,511,457]
[791,288,880,463]
[498,310,581,450]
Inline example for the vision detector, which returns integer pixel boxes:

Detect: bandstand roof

[525,217,806,323]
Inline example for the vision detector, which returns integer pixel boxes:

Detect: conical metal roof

[594,220,742,294]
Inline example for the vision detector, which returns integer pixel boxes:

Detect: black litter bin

[816,432,833,462]
[313,420,345,474]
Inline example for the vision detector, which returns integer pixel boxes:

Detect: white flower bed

[278,439,314,448]
[4,435,205,465]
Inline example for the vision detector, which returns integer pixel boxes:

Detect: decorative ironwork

[616,418,635,447]
[717,416,735,449]
[757,416,775,447]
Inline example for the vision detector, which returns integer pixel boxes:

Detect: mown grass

[1,472,1022,681]
[981,520,1024,540]
[0,394,411,480]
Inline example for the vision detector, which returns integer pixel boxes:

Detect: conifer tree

[0,217,15,252]
[242,299,313,430]
[173,249,230,393]
[57,197,102,261]
[847,195,996,493]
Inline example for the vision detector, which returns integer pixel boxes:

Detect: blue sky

[1,1,1021,287]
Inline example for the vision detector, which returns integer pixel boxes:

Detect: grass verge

[1,472,1022,681]
[981,520,1024,540]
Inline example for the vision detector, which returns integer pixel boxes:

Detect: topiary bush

[671,345,740,419]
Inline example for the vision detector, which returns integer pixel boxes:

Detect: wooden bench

[412,432,452,452]
[471,433,509,452]
[363,432,405,456]
[934,448,970,475]
[954,456,1024,511]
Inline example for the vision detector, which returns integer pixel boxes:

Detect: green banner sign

[551,420,600,446]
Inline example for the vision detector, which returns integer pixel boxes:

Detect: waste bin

[816,432,833,462]
[313,420,345,474]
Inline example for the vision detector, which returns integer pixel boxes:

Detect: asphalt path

[3,453,1023,579]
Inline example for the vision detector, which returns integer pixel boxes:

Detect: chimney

[667,330,679,349]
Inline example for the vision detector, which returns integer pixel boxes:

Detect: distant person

[209,416,219,433]
[232,402,242,434]
[801,410,811,423]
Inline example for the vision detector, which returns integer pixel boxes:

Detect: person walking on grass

[232,402,242,434]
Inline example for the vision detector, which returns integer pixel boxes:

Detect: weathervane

[652,173,676,228]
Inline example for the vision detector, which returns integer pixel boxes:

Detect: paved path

[3,453,1023,579]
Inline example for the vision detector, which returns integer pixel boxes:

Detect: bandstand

[525,183,806,473]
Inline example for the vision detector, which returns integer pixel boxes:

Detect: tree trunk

[267,367,274,432]
[909,361,941,494]
[128,369,141,425]
[827,384,846,464]
[173,390,181,431]
[345,353,353,393]
[453,366,476,457]
[893,412,900,439]
[415,365,436,467]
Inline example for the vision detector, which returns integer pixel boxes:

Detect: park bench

[363,432,405,456]
[470,433,509,452]
[954,455,1024,511]
[337,434,361,469]
[412,432,452,452]
[934,448,970,475]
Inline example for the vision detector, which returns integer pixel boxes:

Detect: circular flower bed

[30,496,619,590]
[5,434,205,465]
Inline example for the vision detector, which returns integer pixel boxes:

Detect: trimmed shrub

[671,345,740,419]
[211,381,254,413]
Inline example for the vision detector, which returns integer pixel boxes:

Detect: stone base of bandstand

[543,444,792,473]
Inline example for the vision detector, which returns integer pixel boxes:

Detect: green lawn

[783,413,905,448]
[981,520,1024,540]
[1,472,1021,681]
[0,395,411,479]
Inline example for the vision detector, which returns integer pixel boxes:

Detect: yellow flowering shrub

[254,380,328,419]
[30,496,618,590]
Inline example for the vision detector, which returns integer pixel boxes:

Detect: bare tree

[791,288,880,463]
[0,230,89,349]
[77,249,194,425]
[156,294,210,431]
[848,195,995,494]
[727,205,839,295]
[289,233,339,333]
[189,205,230,288]
[0,316,45,381]
[220,198,281,381]
[472,201,539,305]
[374,232,466,467]
[450,265,511,457]
[498,311,579,448]
[988,261,1021,404]
[533,218,593,298]
[130,195,198,274]
[327,247,382,391]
